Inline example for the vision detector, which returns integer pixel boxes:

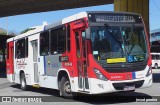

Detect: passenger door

[30,40,39,83]
[75,29,89,92]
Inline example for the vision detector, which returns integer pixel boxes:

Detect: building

[150,28,160,53]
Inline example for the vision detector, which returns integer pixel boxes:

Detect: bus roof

[7,11,142,42]
[45,12,88,30]
[7,24,45,42]
[45,11,141,30]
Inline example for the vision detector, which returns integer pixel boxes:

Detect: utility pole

[6,17,8,35]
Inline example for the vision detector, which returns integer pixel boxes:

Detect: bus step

[78,90,90,94]
[32,84,40,88]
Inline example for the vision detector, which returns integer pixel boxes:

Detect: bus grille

[112,80,144,90]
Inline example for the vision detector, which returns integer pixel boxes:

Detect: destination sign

[95,15,135,23]
[88,13,142,23]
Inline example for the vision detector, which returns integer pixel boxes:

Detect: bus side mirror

[85,27,91,39]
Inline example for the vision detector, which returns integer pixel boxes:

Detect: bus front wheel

[59,76,72,98]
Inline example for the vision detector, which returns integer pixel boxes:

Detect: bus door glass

[75,30,89,91]
[31,40,39,83]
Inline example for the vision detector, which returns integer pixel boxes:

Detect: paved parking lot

[0,69,159,105]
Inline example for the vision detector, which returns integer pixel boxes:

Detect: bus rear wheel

[155,64,158,69]
[20,73,28,91]
[59,76,73,98]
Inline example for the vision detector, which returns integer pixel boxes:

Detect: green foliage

[20,28,35,34]
[0,31,7,35]
[0,28,7,35]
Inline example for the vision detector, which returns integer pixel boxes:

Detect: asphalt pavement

[0,69,159,105]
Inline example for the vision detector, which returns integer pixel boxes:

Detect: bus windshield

[90,25,148,64]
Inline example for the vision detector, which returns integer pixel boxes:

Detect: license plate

[124,85,135,91]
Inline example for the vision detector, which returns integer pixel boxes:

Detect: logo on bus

[126,74,131,80]
[111,76,122,79]
[16,59,27,69]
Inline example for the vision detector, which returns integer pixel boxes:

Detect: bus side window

[155,55,159,60]
[50,26,66,54]
[82,31,86,58]
[40,32,49,56]
[50,29,57,54]
[15,38,26,59]
[151,55,155,60]
[67,25,70,52]
[25,38,28,58]
[158,55,160,60]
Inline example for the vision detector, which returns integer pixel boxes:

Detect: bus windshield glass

[90,24,148,64]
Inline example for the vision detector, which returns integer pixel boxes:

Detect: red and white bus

[6,11,152,97]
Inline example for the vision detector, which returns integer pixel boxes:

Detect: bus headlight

[94,68,108,81]
[146,66,152,77]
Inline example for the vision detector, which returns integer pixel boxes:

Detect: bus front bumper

[88,74,152,94]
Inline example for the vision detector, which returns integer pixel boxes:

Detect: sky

[0,4,113,34]
[0,0,160,34]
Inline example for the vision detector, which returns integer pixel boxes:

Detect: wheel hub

[21,78,25,87]
[64,81,71,94]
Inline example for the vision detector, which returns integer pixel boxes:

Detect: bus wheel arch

[19,70,28,90]
[155,63,158,69]
[57,70,72,98]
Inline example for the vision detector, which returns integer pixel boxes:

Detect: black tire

[20,73,28,91]
[58,81,62,97]
[60,76,73,98]
[155,64,158,69]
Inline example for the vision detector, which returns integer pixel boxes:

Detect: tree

[0,28,7,35]
[20,28,35,34]
[8,30,18,36]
